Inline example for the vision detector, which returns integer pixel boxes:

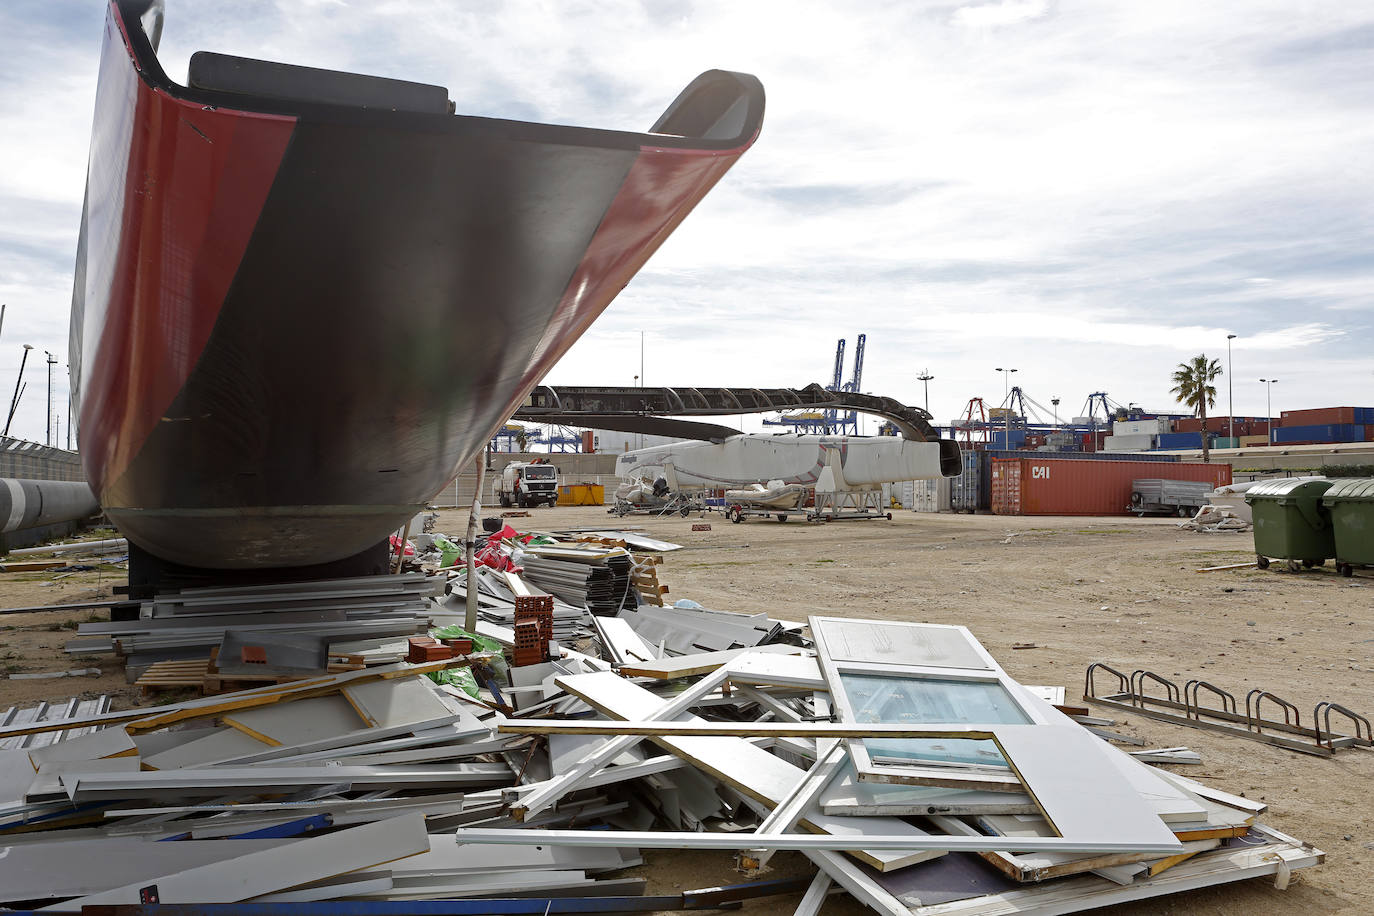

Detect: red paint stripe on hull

[79,3,295,497]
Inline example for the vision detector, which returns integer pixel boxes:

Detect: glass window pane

[837,674,1031,769]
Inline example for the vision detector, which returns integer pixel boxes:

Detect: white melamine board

[225,695,366,745]
[1153,767,1267,815]
[68,763,511,800]
[592,617,658,665]
[388,835,629,877]
[994,725,1180,850]
[342,677,453,729]
[820,761,1038,816]
[358,871,599,899]
[549,733,646,776]
[620,645,806,679]
[143,726,274,770]
[811,618,991,670]
[42,810,430,911]
[27,726,136,768]
[0,749,37,801]
[1006,680,1207,826]
[0,838,296,900]
[130,726,221,759]
[31,757,139,801]
[252,872,395,902]
[554,670,939,871]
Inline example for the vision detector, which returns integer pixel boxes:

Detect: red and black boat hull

[70,0,763,569]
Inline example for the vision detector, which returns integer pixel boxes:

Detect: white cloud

[953,1,1050,29]
[0,0,1371,443]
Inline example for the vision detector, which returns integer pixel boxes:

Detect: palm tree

[1171,354,1223,463]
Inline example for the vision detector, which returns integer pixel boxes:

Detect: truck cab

[494,460,560,508]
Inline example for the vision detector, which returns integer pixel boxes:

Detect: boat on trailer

[69,0,764,578]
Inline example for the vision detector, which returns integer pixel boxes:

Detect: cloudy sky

[1,0,1371,446]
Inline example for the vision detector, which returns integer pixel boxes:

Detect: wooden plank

[42,811,430,910]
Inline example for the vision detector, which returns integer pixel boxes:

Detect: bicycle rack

[1082,661,1373,758]
[1314,702,1373,751]
[1184,680,1236,722]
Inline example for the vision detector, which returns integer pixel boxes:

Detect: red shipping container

[1174,418,1201,433]
[1366,426,1374,441]
[1281,407,1355,426]
[990,458,1231,516]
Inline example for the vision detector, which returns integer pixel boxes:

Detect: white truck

[493,460,560,508]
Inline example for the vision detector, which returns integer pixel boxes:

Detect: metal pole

[1260,378,1278,445]
[5,344,33,438]
[464,452,488,631]
[640,330,645,391]
[918,370,933,413]
[45,351,55,446]
[1226,334,1236,442]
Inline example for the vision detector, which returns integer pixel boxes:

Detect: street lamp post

[1052,397,1060,427]
[995,367,1017,449]
[1260,378,1279,445]
[917,370,933,414]
[1226,334,1236,442]
[45,351,56,446]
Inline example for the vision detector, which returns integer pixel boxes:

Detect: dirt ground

[1,508,1370,914]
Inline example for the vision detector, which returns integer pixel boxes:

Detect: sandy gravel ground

[1,507,1370,915]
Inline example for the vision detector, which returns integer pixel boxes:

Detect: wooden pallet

[136,654,367,697]
[135,660,211,696]
[631,559,668,607]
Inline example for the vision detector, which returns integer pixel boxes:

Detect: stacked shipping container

[990,458,1230,516]
[951,450,1180,513]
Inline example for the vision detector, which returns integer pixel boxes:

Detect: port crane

[764,335,866,435]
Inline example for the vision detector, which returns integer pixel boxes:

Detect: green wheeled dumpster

[1321,478,1374,577]
[1244,478,1335,571]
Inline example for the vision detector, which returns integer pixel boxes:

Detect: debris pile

[1,592,1324,914]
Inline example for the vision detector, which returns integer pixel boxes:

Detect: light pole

[45,351,56,446]
[995,367,1017,449]
[1260,378,1278,445]
[917,370,933,414]
[1052,397,1060,427]
[1226,334,1236,442]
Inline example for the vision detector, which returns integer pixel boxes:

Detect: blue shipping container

[1156,431,1214,449]
[1273,423,1363,444]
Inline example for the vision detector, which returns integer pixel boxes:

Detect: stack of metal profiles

[519,547,636,617]
[64,574,433,670]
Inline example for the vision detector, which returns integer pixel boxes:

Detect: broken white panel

[555,669,945,871]
[40,811,430,911]
[27,726,136,769]
[820,760,1038,816]
[143,727,274,770]
[342,676,456,729]
[223,695,366,746]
